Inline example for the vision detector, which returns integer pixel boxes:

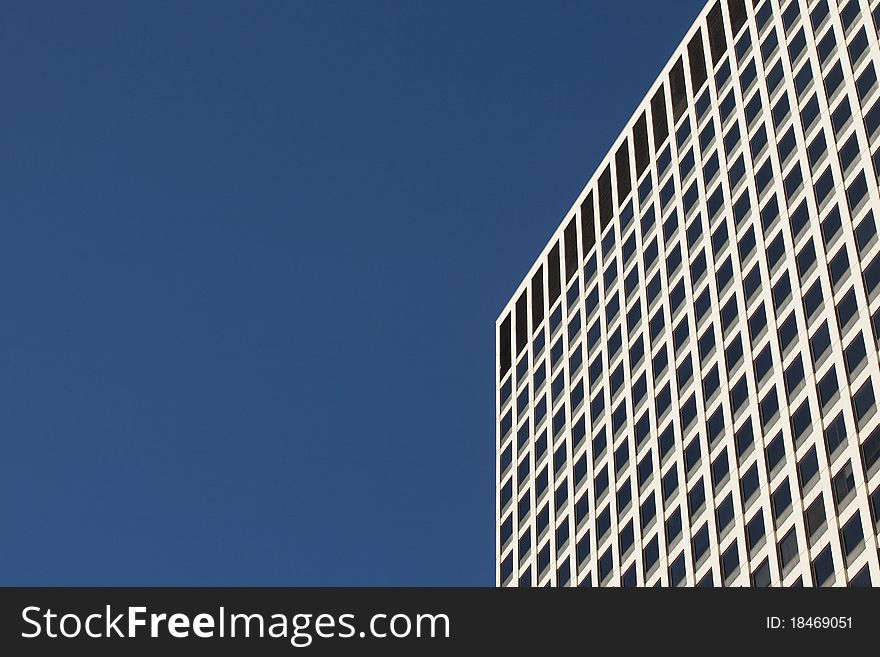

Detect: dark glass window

[811,545,834,586]
[798,446,820,493]
[741,462,759,503]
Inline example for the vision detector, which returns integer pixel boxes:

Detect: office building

[496,0,880,586]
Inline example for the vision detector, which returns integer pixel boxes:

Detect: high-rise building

[496,0,880,587]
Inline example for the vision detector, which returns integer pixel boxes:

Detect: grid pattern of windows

[497,0,880,587]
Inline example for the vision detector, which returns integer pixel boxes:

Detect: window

[598,547,613,582]
[717,259,736,297]
[796,239,817,282]
[698,328,715,362]
[748,304,767,344]
[663,466,679,502]
[745,92,762,126]
[666,507,682,548]
[778,526,799,570]
[766,432,786,475]
[677,354,694,391]
[739,226,756,262]
[693,524,710,562]
[849,565,872,587]
[707,404,724,445]
[784,355,805,399]
[788,27,807,63]
[778,126,796,163]
[691,250,708,284]
[695,288,711,323]
[795,62,813,97]
[828,248,850,290]
[751,124,768,160]
[824,61,844,99]
[767,232,785,272]
[755,160,773,195]
[667,243,682,275]
[747,512,765,552]
[804,279,824,321]
[659,423,674,460]
[805,495,827,542]
[722,542,740,581]
[808,132,828,171]
[685,439,701,474]
[832,97,852,136]
[872,487,880,531]
[868,100,880,139]
[752,558,772,587]
[669,552,686,586]
[761,388,780,429]
[735,418,754,459]
[721,296,739,334]
[849,27,870,67]
[817,29,836,65]
[811,545,834,586]
[728,155,746,190]
[638,495,656,533]
[784,164,803,202]
[653,346,669,382]
[617,478,632,513]
[712,449,729,489]
[730,376,749,416]
[845,333,868,379]
[825,411,848,460]
[716,493,734,533]
[767,60,785,97]
[801,94,820,132]
[866,252,880,297]
[688,479,706,521]
[756,1,773,32]
[841,513,864,559]
[810,0,828,31]
[643,535,659,572]
[744,265,761,303]
[810,321,832,365]
[755,344,773,383]
[741,463,760,504]
[839,133,860,175]
[798,446,820,493]
[832,461,856,513]
[847,171,869,215]
[863,426,880,474]
[594,464,609,499]
[773,479,792,523]
[779,313,798,353]
[855,212,877,254]
[837,288,858,332]
[818,366,839,409]
[857,63,878,102]
[726,333,744,371]
[853,379,877,425]
[638,453,653,490]
[724,123,741,156]
[772,272,792,312]
[614,441,629,475]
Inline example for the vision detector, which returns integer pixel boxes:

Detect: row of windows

[502,480,880,587]
[502,413,880,559]
[501,390,880,579]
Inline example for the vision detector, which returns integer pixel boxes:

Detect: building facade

[496,0,880,586]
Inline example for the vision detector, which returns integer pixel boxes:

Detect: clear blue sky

[0,0,704,585]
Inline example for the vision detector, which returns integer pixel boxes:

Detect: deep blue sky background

[0,0,704,584]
